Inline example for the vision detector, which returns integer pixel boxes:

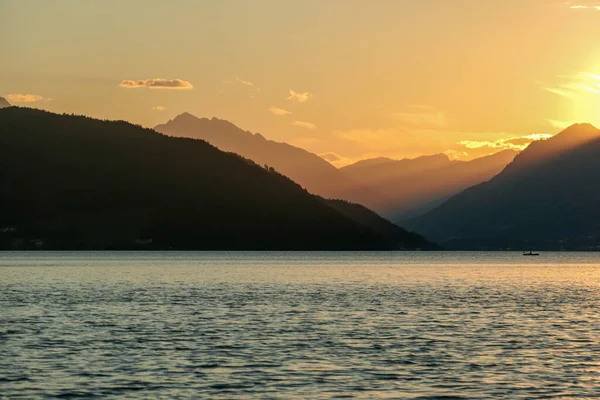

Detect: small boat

[523,251,540,256]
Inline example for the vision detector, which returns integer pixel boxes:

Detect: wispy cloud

[269,106,291,116]
[336,128,418,153]
[287,89,312,103]
[330,105,448,159]
[5,94,49,103]
[223,77,260,97]
[119,78,193,90]
[444,149,469,160]
[540,72,600,98]
[236,77,254,87]
[293,121,316,130]
[459,133,553,151]
[390,105,448,128]
[318,152,354,167]
[152,105,166,111]
[564,1,600,10]
[333,125,533,161]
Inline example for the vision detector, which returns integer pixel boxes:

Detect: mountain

[341,150,518,220]
[323,199,437,250]
[155,113,517,221]
[404,123,600,250]
[155,113,365,202]
[0,97,10,109]
[0,107,433,250]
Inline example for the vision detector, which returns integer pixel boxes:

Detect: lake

[1,251,600,399]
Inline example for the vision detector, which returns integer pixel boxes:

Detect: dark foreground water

[1,252,600,399]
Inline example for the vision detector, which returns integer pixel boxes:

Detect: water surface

[1,252,600,399]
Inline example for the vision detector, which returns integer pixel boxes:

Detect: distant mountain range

[340,150,517,220]
[0,107,433,250]
[0,97,10,109]
[155,113,365,203]
[404,123,600,250]
[155,112,516,219]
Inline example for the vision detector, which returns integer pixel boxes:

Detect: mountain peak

[567,122,597,129]
[558,122,599,137]
[501,123,600,175]
[405,121,600,249]
[173,111,199,122]
[164,113,241,133]
[536,122,600,148]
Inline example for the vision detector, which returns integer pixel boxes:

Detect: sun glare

[523,133,553,141]
[569,72,600,127]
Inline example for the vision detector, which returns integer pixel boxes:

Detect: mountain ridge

[156,112,518,220]
[404,123,600,250]
[341,149,518,220]
[155,112,376,205]
[0,107,433,250]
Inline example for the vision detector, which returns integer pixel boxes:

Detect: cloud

[543,86,577,98]
[223,77,260,97]
[334,128,442,157]
[5,94,48,103]
[541,72,600,126]
[444,149,469,160]
[390,105,448,128]
[236,77,254,87]
[564,1,600,10]
[540,72,600,98]
[119,78,193,90]
[269,106,291,116]
[293,121,316,130]
[152,106,166,111]
[328,105,448,160]
[287,89,312,103]
[458,133,553,151]
[318,152,355,168]
[319,152,343,162]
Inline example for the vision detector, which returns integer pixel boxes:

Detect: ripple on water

[1,251,600,399]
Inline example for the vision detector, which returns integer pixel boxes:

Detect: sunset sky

[2,0,600,165]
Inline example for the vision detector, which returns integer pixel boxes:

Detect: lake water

[1,252,600,399]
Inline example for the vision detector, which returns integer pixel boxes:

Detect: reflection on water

[1,252,600,399]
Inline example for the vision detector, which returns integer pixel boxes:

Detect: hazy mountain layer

[341,150,517,220]
[155,113,368,203]
[156,113,516,220]
[404,124,600,250]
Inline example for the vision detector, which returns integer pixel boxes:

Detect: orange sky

[1,0,600,166]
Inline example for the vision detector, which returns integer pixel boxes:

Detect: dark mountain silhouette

[0,97,10,109]
[155,113,365,202]
[0,107,433,250]
[341,150,517,220]
[404,123,600,250]
[323,199,437,250]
